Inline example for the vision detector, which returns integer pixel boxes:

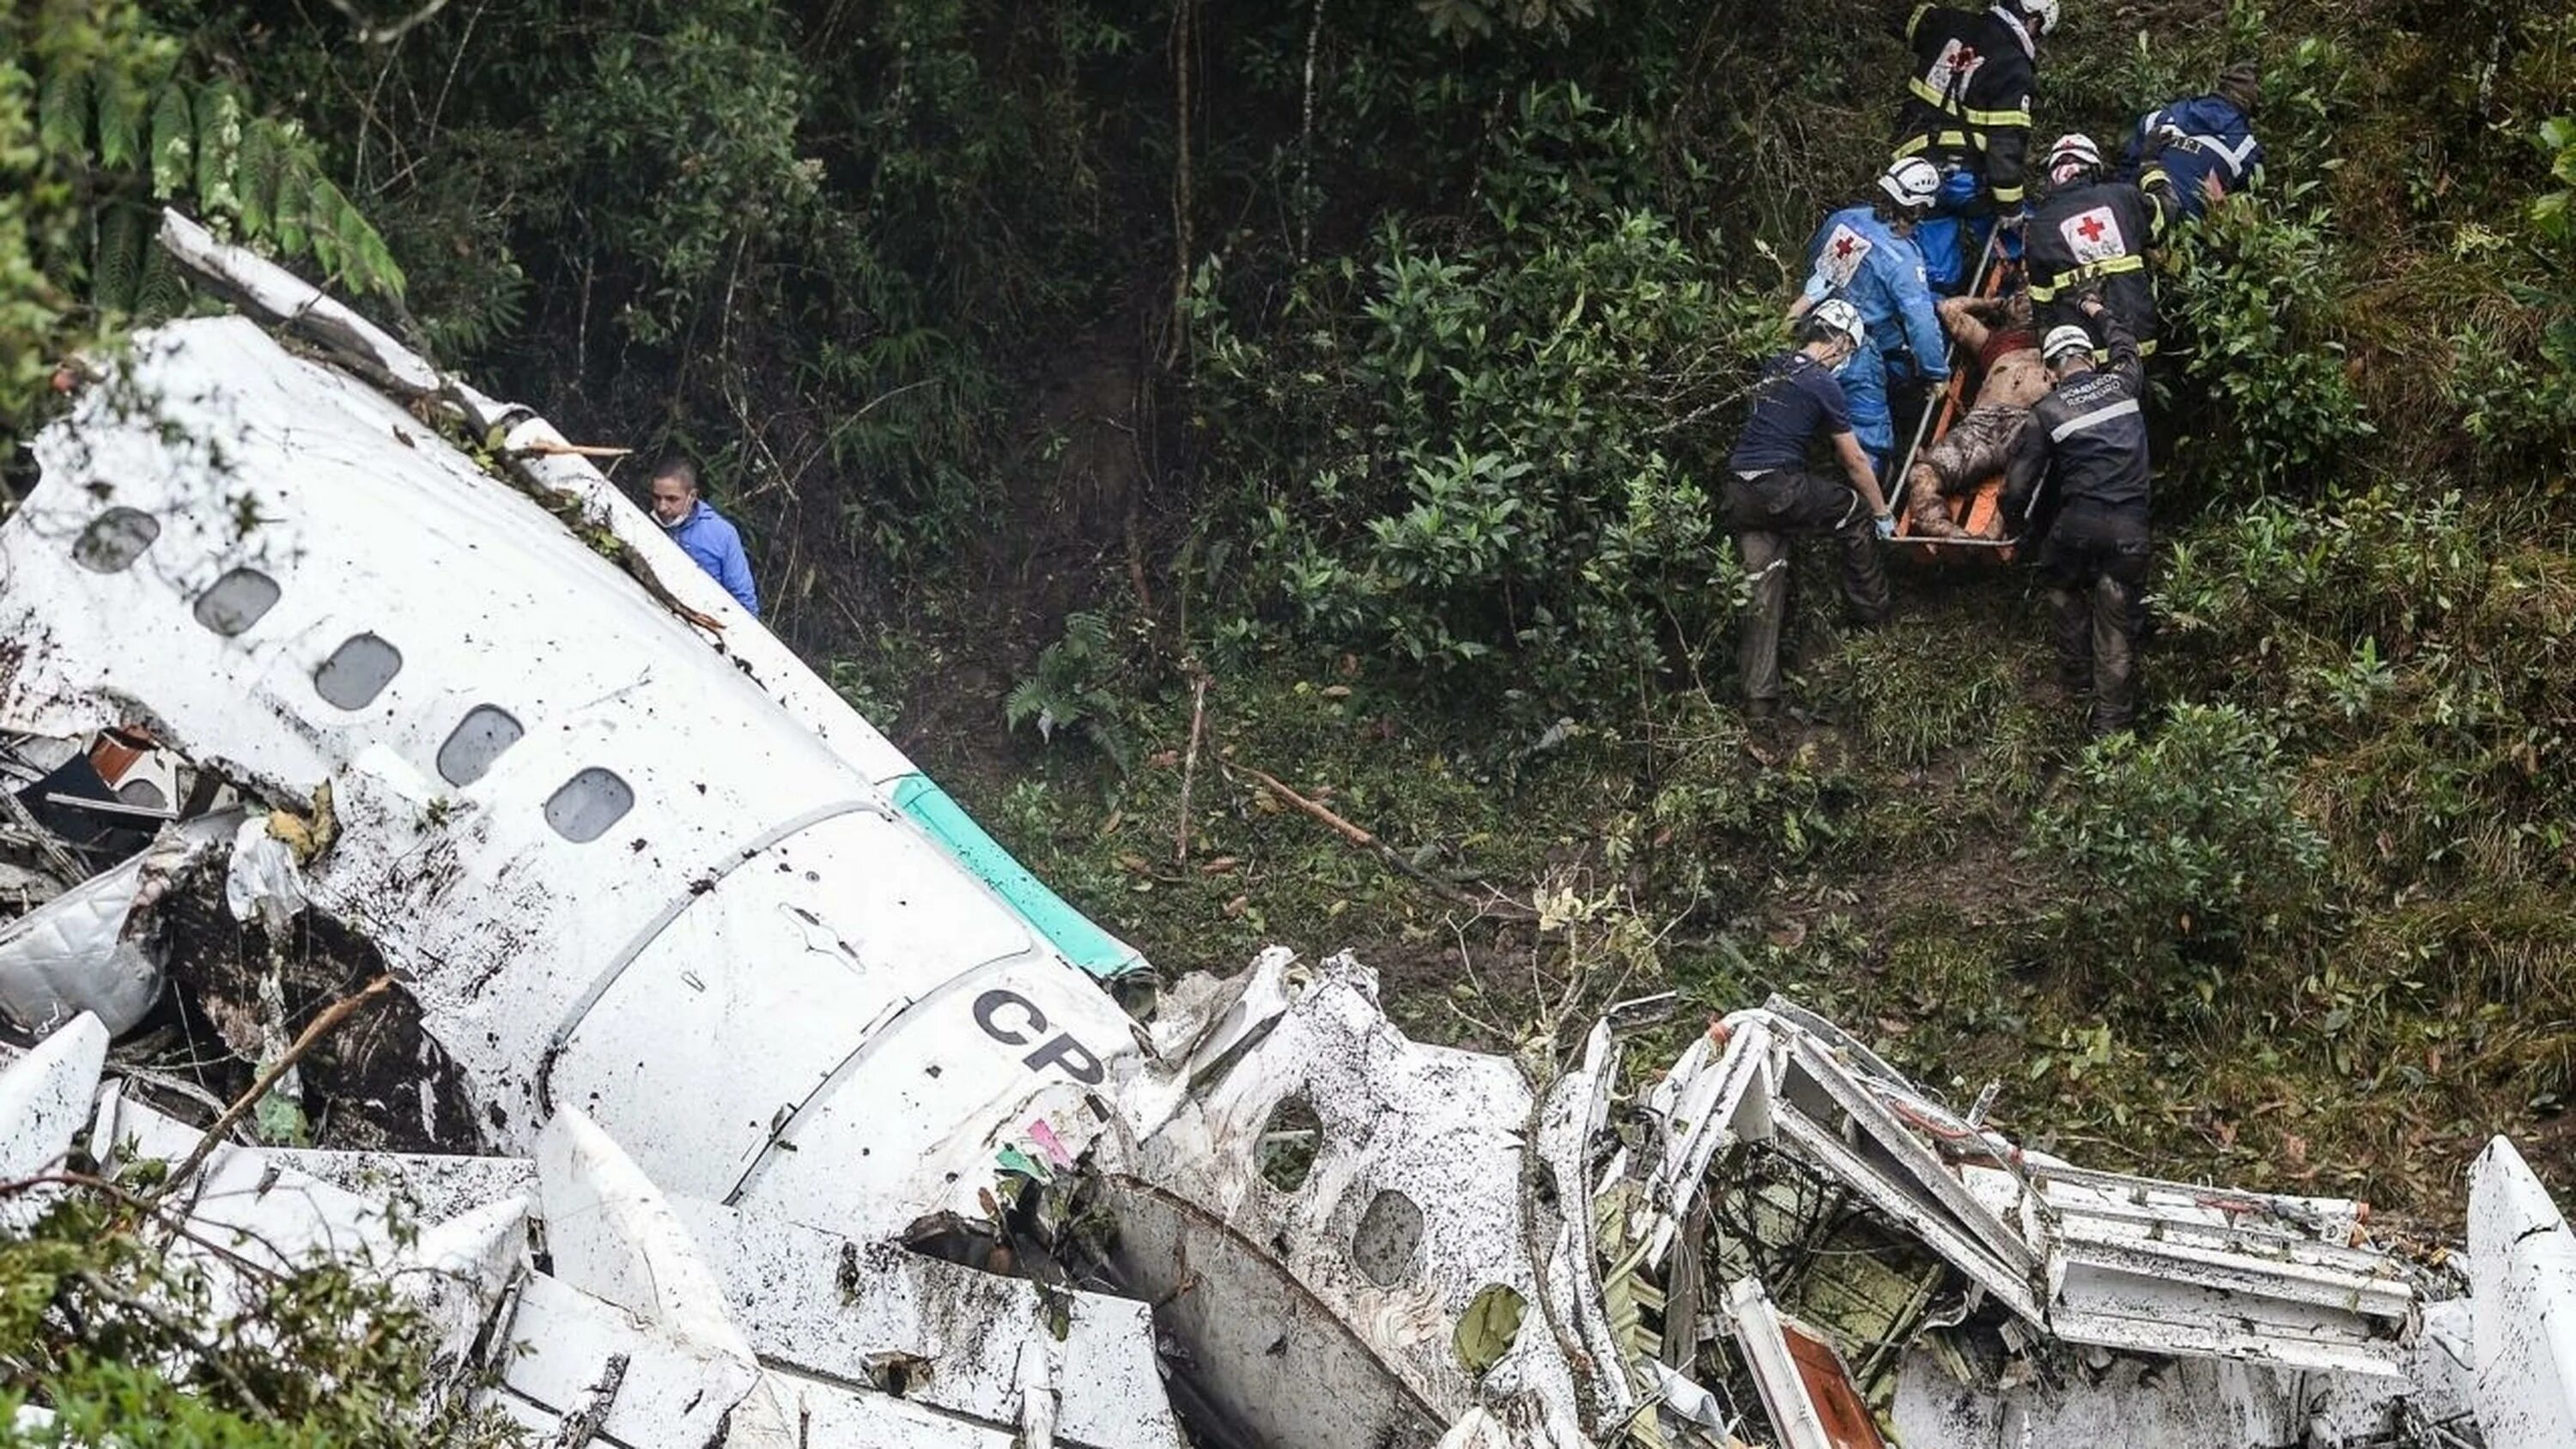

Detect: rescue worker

[1724,300,1896,721]
[647,456,761,617]
[2002,294,2149,736]
[1890,0,2060,291]
[2026,132,2179,356]
[1791,159,1952,480]
[1903,293,2048,538]
[2120,60,2265,221]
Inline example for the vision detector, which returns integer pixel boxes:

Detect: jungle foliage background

[5,0,2575,1288]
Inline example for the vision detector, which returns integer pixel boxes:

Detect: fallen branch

[1232,765,1536,922]
[510,440,634,460]
[1175,671,1210,865]
[162,975,395,1190]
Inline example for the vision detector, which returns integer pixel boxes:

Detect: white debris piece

[0,811,237,1034]
[221,813,309,930]
[2470,1137,2576,1449]
[1096,952,1590,1449]
[0,1012,108,1226]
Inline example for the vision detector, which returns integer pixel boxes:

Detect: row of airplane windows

[71,505,635,843]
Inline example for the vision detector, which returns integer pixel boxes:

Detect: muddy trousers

[2036,506,2150,736]
[1726,467,1891,708]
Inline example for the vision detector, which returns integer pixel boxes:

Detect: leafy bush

[1192,83,1772,721]
[2,1186,512,1446]
[2445,117,2576,471]
[2029,702,2326,991]
[2160,188,2372,501]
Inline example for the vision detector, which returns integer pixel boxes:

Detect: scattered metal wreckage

[0,211,2569,1446]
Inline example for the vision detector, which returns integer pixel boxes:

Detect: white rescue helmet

[1878,156,1942,213]
[2042,324,2094,362]
[2047,131,2102,183]
[1812,298,1868,352]
[2018,0,2061,35]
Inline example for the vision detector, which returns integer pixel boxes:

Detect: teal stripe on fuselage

[889,773,1145,979]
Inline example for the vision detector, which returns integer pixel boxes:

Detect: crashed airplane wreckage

[0,211,2569,1447]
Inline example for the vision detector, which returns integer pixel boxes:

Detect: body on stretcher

[1888,259,2022,564]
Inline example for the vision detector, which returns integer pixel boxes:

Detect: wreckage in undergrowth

[0,212,2568,1446]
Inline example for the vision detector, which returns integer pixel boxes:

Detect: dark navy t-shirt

[1728,351,1851,474]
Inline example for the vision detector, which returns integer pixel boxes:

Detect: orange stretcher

[1888,242,2019,564]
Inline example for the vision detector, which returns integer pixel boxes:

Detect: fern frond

[272,144,313,256]
[39,64,89,157]
[306,174,355,275]
[95,67,143,170]
[196,81,245,220]
[236,119,281,239]
[135,239,191,320]
[149,84,191,198]
[94,203,145,315]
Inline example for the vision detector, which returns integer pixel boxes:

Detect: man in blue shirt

[2120,61,2264,221]
[1792,160,1953,480]
[647,457,760,617]
[1725,300,1895,719]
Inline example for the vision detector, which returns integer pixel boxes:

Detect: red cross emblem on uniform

[2076,215,2108,242]
[1954,45,1978,65]
[1834,236,1859,258]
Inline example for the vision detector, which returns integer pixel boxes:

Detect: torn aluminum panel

[1564,1000,2513,1449]
[1646,1004,2429,1375]
[0,810,239,1035]
[1091,952,1591,1449]
[2470,1137,2576,1449]
[0,1011,107,1230]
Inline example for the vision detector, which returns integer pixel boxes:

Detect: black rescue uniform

[1724,351,1893,711]
[2026,170,2178,355]
[1891,3,2038,207]
[2002,312,2151,735]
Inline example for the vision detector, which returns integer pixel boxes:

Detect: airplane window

[73,507,160,573]
[191,567,281,636]
[1352,1188,1425,1287]
[313,634,404,710]
[544,767,634,843]
[436,706,524,786]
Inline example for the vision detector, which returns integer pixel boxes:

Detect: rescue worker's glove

[1874,513,1898,541]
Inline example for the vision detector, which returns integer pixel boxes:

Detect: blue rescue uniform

[2120,93,2263,221]
[1799,207,1951,469]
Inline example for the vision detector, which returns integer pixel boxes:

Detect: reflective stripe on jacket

[1890,3,2038,204]
[2120,94,2264,219]
[2004,312,2151,524]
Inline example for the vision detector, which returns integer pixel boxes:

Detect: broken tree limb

[161,974,394,1189]
[1231,765,1537,923]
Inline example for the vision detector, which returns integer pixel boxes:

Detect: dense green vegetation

[4,0,2576,1421]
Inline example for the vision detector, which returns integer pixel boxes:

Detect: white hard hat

[2042,324,2094,361]
[2020,0,2061,35]
[1878,156,1941,212]
[2048,132,2103,171]
[1813,299,1868,351]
